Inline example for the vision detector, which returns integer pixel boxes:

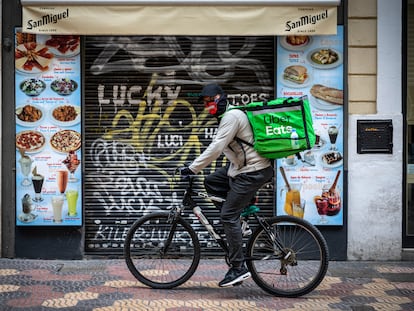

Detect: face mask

[205,99,218,115]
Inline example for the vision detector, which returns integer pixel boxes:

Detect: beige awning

[21,0,340,35]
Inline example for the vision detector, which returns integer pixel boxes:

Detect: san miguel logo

[26,8,69,30]
[285,10,329,32]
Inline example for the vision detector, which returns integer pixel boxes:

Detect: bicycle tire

[124,212,201,289]
[246,215,329,297]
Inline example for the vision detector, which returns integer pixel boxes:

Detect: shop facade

[1,0,412,260]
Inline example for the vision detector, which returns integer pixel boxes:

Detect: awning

[21,0,340,36]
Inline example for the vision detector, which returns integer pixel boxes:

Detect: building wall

[1,0,407,260]
[347,0,403,260]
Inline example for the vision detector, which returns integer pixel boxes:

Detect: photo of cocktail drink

[283,184,302,216]
[328,125,339,150]
[315,192,329,224]
[51,195,64,223]
[314,170,342,224]
[63,151,80,182]
[279,167,303,217]
[19,154,33,186]
[56,170,68,195]
[66,189,78,216]
[327,190,341,216]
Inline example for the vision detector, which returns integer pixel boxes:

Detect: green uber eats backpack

[232,96,316,159]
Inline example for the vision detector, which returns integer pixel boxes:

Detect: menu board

[276,26,344,226]
[14,31,82,226]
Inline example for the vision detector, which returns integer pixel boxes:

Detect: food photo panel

[14,30,82,226]
[276,26,344,226]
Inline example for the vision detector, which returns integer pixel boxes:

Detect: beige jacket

[189,108,272,177]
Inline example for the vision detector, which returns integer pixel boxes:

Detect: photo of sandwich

[310,84,343,110]
[310,84,343,105]
[282,65,309,85]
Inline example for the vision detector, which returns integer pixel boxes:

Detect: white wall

[347,0,403,260]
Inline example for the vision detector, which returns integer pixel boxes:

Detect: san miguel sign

[22,5,337,36]
[25,8,70,31]
[285,9,330,32]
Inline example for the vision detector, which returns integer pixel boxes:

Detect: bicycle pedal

[232,281,243,286]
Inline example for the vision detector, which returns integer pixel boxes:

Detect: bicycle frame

[124,173,329,296]
[167,175,291,263]
[177,176,230,254]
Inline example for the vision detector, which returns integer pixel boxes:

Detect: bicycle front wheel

[124,212,201,289]
[246,215,329,297]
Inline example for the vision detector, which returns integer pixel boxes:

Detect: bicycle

[124,173,329,297]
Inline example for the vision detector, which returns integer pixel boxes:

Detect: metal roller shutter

[84,35,275,256]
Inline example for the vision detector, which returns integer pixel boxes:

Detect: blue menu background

[276,26,344,226]
[15,32,82,226]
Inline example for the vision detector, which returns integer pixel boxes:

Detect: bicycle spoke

[247,216,329,297]
[124,212,200,289]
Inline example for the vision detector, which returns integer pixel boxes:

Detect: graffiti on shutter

[84,36,275,255]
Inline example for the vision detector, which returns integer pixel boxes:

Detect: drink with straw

[279,167,302,216]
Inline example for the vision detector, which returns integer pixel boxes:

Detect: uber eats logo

[263,114,293,136]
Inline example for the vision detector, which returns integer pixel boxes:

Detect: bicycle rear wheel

[246,215,329,297]
[124,212,201,289]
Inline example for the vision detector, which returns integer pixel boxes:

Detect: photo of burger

[282,65,309,87]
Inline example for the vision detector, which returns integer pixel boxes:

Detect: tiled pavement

[0,258,413,310]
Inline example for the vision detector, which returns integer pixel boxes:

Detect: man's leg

[218,166,273,287]
[204,166,229,208]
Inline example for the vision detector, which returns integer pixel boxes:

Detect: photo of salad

[20,78,46,96]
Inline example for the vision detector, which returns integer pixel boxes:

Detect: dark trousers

[204,165,274,267]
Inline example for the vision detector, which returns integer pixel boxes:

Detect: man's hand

[178,167,194,176]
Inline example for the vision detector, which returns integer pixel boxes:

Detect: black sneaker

[218,266,251,287]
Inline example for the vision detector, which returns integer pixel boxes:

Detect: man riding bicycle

[179,84,273,287]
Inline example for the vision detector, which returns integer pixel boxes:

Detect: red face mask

[205,101,218,115]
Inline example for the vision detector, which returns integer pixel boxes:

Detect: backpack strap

[235,136,253,148]
[229,137,250,167]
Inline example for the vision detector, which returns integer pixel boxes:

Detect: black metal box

[357,119,393,154]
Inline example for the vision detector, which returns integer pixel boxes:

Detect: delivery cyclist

[179,84,273,287]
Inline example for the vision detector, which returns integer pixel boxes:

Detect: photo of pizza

[16,130,46,153]
[50,130,81,153]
